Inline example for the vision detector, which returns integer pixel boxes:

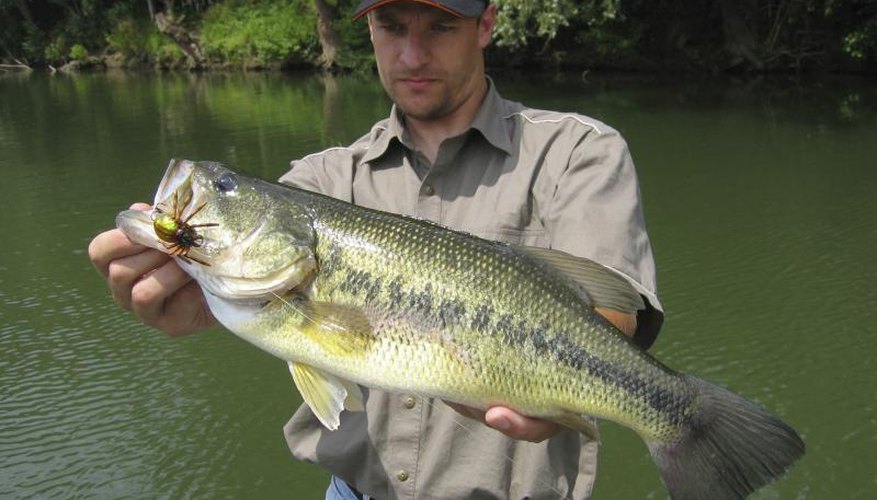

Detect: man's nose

[399,31,429,69]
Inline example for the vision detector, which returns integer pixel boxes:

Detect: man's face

[368,2,495,121]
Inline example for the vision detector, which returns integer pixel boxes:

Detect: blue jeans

[325,475,374,500]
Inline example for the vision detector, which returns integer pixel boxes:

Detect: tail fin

[648,374,804,500]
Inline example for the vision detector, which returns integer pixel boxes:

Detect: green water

[1,71,874,499]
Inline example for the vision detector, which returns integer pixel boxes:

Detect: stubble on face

[370,5,485,123]
[387,73,460,122]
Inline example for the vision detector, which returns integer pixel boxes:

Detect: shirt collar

[468,77,514,155]
[360,77,513,165]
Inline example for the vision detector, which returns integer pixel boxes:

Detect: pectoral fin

[269,296,376,357]
[289,362,364,431]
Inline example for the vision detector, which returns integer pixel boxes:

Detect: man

[89,1,662,498]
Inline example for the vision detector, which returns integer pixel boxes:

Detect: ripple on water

[0,272,255,498]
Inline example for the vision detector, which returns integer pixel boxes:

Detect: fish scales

[116,160,804,500]
[307,195,690,442]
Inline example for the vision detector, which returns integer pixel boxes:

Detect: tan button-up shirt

[279,80,661,499]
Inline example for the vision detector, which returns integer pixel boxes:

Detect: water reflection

[1,70,875,499]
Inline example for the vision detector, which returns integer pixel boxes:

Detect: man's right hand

[88,203,216,337]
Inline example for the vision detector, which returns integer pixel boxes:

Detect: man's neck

[405,79,488,164]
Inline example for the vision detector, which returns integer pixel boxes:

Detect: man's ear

[478,3,497,48]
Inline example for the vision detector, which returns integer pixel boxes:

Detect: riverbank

[3,1,875,76]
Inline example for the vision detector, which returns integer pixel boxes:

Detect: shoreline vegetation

[2,1,875,75]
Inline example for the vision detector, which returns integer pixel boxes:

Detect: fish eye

[214,173,238,194]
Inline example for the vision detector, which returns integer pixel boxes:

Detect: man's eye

[381,24,404,34]
[433,24,455,33]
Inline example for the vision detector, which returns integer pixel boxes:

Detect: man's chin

[394,98,449,121]
[398,107,443,121]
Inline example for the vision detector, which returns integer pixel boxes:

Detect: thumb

[130,202,153,211]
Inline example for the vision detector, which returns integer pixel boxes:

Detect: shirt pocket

[463,193,548,246]
[468,222,548,247]
[478,227,548,246]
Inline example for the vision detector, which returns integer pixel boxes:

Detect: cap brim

[353,0,472,20]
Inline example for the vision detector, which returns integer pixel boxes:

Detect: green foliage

[331,0,377,71]
[839,4,877,63]
[201,0,318,68]
[488,0,637,68]
[70,43,89,61]
[20,22,46,63]
[1,0,874,72]
[492,0,584,49]
[44,36,68,65]
[148,31,187,67]
[58,1,111,51]
[843,27,876,60]
[106,18,152,58]
[105,6,186,67]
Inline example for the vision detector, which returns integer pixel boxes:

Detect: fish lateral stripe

[320,213,689,430]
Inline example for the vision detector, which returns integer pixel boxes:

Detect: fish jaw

[154,159,196,209]
[116,159,319,304]
[115,208,166,252]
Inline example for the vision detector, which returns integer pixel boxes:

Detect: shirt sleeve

[278,147,357,202]
[546,127,664,349]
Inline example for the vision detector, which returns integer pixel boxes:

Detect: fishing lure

[153,189,217,266]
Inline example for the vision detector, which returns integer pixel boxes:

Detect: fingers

[106,249,174,310]
[88,203,152,278]
[444,402,562,443]
[129,257,194,320]
[146,279,214,337]
[484,406,562,443]
[129,202,152,211]
[103,244,214,336]
[130,258,207,335]
[87,203,216,337]
[89,228,149,279]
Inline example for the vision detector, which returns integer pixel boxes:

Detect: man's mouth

[398,77,438,90]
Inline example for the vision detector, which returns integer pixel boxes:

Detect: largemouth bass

[116,159,804,499]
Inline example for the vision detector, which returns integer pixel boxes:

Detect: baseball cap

[353,0,488,20]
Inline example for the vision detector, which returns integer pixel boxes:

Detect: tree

[492,0,586,49]
[314,0,342,70]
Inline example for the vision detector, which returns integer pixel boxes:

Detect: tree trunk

[155,12,205,68]
[146,0,156,20]
[717,0,764,70]
[314,0,342,70]
[12,0,35,25]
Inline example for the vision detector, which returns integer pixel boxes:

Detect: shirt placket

[412,151,442,223]
[412,135,469,224]
[387,393,423,499]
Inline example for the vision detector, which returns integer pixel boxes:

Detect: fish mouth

[116,159,213,264]
[115,208,163,251]
[154,159,205,224]
[117,159,316,302]
[155,159,196,209]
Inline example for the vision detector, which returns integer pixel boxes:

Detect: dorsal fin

[517,246,645,313]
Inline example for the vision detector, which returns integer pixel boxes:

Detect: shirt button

[403,396,416,409]
[423,184,435,196]
[396,470,409,482]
